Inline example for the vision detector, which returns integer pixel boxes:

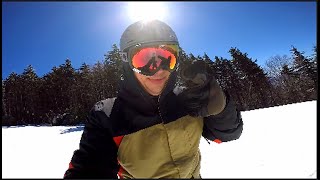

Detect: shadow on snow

[60,125,84,134]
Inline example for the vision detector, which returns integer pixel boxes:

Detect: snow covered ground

[2,100,317,178]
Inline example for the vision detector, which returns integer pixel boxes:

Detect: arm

[64,109,119,178]
[202,91,243,143]
[177,60,243,142]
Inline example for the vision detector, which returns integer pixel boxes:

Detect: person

[63,19,243,179]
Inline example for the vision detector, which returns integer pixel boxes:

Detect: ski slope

[2,100,317,178]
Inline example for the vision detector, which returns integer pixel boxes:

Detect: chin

[150,89,163,95]
[147,87,163,96]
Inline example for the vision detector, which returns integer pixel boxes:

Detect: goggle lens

[129,44,179,76]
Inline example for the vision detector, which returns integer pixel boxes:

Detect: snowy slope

[2,100,317,178]
[200,100,317,178]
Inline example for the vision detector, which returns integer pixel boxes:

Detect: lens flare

[126,2,168,22]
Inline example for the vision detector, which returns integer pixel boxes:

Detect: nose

[152,68,166,77]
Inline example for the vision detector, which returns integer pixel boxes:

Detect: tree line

[2,44,317,126]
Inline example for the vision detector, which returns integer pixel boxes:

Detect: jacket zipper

[157,95,164,123]
[157,93,181,177]
[157,75,170,123]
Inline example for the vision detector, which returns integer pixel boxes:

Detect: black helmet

[120,20,179,53]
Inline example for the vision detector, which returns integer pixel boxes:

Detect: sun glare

[126,2,168,22]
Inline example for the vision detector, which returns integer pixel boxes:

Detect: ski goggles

[122,44,179,76]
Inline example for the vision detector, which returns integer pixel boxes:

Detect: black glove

[177,60,226,117]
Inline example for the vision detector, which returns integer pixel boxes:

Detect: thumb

[179,60,209,86]
[190,73,207,85]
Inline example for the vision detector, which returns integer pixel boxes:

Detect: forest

[2,44,317,126]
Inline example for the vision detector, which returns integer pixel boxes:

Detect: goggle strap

[120,52,128,62]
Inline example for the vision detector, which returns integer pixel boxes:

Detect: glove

[177,60,226,117]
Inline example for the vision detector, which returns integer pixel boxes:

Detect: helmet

[120,20,179,52]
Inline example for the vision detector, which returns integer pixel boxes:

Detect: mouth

[148,77,166,84]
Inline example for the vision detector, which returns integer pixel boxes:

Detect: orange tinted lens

[131,47,177,72]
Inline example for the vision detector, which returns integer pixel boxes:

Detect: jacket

[64,64,243,178]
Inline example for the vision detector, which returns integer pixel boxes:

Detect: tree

[2,80,5,117]
[264,55,292,82]
[290,46,317,101]
[90,61,109,102]
[212,56,244,110]
[264,55,293,105]
[2,72,23,125]
[176,48,192,87]
[71,63,95,124]
[103,44,123,97]
[310,46,318,92]
[229,47,273,110]
[278,64,302,104]
[40,59,76,125]
[19,65,41,124]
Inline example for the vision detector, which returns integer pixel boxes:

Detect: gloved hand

[177,60,226,117]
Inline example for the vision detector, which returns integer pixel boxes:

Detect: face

[134,69,171,96]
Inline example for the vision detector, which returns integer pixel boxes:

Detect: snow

[2,101,317,178]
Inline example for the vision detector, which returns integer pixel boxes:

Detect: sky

[2,100,317,178]
[2,2,317,79]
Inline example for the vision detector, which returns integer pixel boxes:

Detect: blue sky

[2,2,317,79]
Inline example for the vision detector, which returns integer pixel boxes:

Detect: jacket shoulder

[93,97,117,117]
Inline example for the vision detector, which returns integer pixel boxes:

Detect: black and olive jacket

[64,65,243,179]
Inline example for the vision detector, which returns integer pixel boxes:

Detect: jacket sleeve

[202,91,243,143]
[63,109,119,178]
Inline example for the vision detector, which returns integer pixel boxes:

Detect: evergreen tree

[2,80,5,117]
[290,46,317,101]
[213,56,244,110]
[40,59,76,125]
[91,61,109,102]
[229,47,273,110]
[2,72,23,125]
[104,44,123,97]
[279,64,302,104]
[310,46,318,93]
[20,65,41,124]
[71,63,95,124]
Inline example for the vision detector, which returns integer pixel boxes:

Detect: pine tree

[103,44,123,97]
[290,46,316,101]
[91,61,109,101]
[229,47,273,110]
[212,56,244,110]
[40,59,76,125]
[71,63,95,124]
[279,64,302,104]
[20,65,41,124]
[2,72,23,125]
[2,80,5,117]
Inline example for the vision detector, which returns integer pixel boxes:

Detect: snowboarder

[64,19,243,179]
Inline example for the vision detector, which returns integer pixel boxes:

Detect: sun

[126,2,168,22]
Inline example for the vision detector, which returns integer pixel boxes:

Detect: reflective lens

[129,44,179,76]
